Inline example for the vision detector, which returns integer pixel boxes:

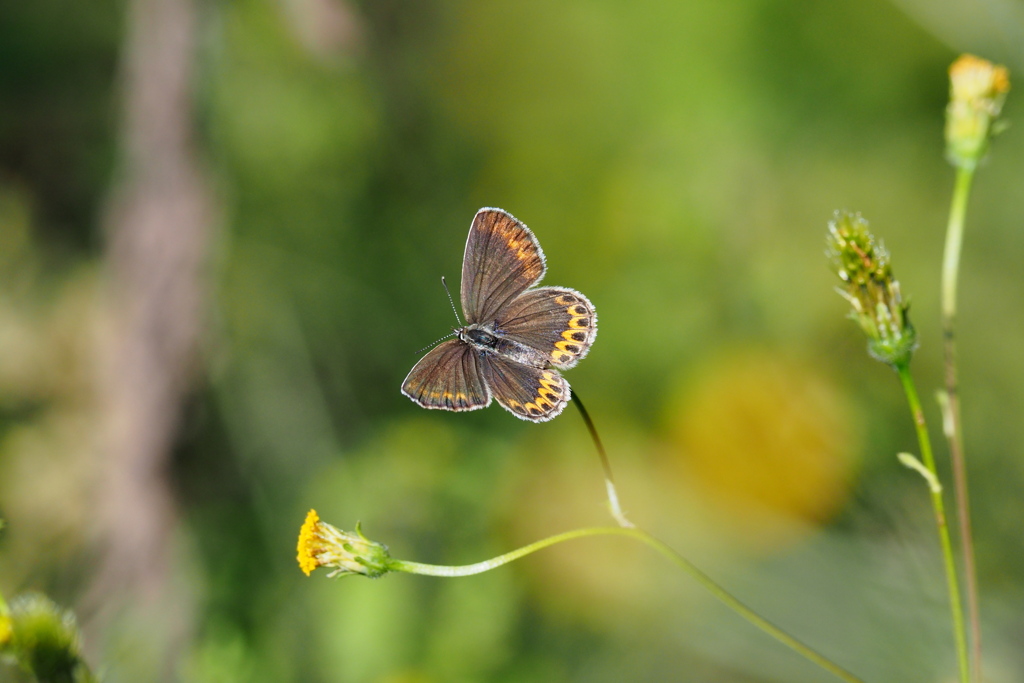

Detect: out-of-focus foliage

[2,0,1024,681]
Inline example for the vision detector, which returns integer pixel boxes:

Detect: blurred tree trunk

[85,0,211,674]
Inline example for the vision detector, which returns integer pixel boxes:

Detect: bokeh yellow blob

[665,349,858,549]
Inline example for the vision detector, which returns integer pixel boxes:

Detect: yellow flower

[0,613,11,647]
[296,510,392,578]
[950,54,1009,105]
[946,54,1010,169]
[296,510,323,576]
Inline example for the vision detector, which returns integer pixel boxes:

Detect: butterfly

[402,208,597,422]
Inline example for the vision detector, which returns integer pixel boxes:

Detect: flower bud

[4,593,94,682]
[945,54,1010,169]
[826,211,917,367]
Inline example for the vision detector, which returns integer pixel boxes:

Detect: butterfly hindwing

[495,286,597,369]
[401,339,491,411]
[481,355,570,422]
[461,208,546,324]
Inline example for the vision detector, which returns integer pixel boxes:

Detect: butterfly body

[402,208,596,422]
[458,323,552,369]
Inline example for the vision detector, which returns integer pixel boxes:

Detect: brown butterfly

[401,208,597,421]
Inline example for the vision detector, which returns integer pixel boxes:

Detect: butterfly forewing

[401,339,491,411]
[461,208,546,324]
[495,286,597,369]
[481,355,570,422]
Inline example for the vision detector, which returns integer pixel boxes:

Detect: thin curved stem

[941,164,982,683]
[392,526,617,577]
[897,364,969,683]
[572,392,632,527]
[393,526,864,683]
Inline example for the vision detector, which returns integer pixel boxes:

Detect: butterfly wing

[401,339,491,411]
[495,286,597,369]
[481,354,570,422]
[461,208,546,324]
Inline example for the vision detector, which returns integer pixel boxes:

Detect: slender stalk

[941,167,973,317]
[395,526,864,683]
[572,392,632,527]
[941,164,982,682]
[896,364,969,683]
[393,526,616,577]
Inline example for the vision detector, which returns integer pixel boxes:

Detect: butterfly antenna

[412,276,464,354]
[415,331,456,355]
[441,276,463,327]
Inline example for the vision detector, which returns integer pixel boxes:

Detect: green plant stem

[942,167,973,318]
[394,526,864,683]
[896,363,969,683]
[572,393,632,527]
[941,163,982,683]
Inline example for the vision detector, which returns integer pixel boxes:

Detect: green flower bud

[5,593,95,683]
[826,211,917,367]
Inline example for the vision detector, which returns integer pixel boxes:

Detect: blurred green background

[2,1,1024,681]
